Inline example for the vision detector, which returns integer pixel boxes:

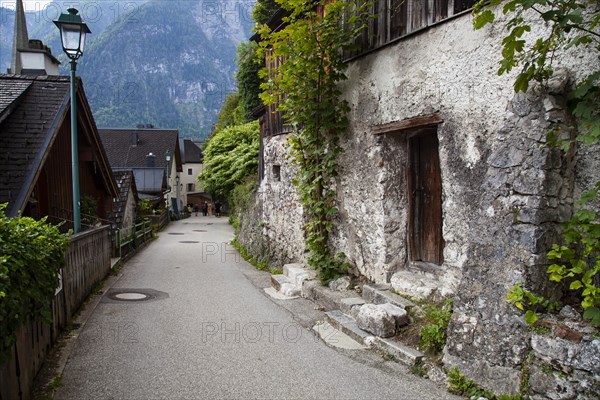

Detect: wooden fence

[114,220,154,258]
[0,226,112,400]
[146,211,169,231]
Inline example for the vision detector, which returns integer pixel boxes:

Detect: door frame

[406,128,444,266]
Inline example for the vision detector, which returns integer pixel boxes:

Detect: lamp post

[175,174,180,219]
[165,149,172,215]
[54,8,90,234]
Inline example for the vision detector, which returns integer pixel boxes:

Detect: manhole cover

[193,230,207,232]
[104,288,169,303]
[168,232,185,235]
[179,241,199,244]
[114,292,149,301]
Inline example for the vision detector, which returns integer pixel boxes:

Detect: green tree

[236,41,263,122]
[473,0,600,325]
[252,0,280,25]
[198,121,260,199]
[0,204,70,362]
[212,93,245,135]
[257,0,371,281]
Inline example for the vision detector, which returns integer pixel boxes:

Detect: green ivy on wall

[473,0,600,326]
[257,0,371,281]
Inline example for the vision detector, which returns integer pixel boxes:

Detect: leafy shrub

[198,121,259,199]
[229,174,258,232]
[80,195,98,226]
[0,204,70,363]
[419,298,454,354]
[138,199,154,216]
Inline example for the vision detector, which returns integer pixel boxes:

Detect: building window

[187,183,195,192]
[347,0,476,58]
[407,129,444,265]
[273,165,281,181]
[188,168,193,175]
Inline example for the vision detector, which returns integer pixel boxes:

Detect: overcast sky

[25,1,53,10]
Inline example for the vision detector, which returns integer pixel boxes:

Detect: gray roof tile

[0,75,70,212]
[98,128,180,170]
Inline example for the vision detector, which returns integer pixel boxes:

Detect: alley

[55,216,457,399]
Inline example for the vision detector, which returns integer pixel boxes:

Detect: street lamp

[165,149,172,184]
[54,8,91,234]
[175,174,180,219]
[165,149,172,215]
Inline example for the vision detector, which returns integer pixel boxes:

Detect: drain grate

[193,230,207,232]
[168,232,185,235]
[104,288,169,303]
[179,241,199,244]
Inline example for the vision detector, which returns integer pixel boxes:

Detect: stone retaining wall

[237,7,599,397]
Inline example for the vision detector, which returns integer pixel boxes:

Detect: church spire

[10,0,30,74]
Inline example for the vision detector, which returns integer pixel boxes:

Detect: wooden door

[408,130,444,264]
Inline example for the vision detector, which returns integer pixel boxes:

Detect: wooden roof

[182,139,203,164]
[107,170,138,227]
[0,74,118,217]
[98,128,182,172]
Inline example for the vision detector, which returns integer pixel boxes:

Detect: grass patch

[446,367,525,400]
[419,298,454,354]
[529,325,552,335]
[48,373,63,392]
[231,238,274,272]
[409,360,427,377]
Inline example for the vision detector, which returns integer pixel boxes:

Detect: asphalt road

[56,215,458,400]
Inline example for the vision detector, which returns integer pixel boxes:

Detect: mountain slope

[0,1,148,73]
[2,0,256,140]
[78,0,255,139]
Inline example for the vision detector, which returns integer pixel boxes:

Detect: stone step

[371,337,424,367]
[283,264,317,286]
[312,321,367,350]
[325,310,373,345]
[325,309,424,368]
[271,274,302,297]
[271,274,290,292]
[264,287,299,300]
[339,297,366,319]
[362,284,416,310]
[301,280,358,311]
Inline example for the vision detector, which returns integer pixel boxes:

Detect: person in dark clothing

[193,205,199,216]
[214,201,221,217]
[202,201,208,217]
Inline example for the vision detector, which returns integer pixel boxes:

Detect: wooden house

[98,127,183,214]
[0,74,118,230]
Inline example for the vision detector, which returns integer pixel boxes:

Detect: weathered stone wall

[236,134,306,268]
[333,10,597,396]
[247,7,599,396]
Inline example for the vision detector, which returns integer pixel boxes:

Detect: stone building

[241,1,600,397]
[179,138,210,208]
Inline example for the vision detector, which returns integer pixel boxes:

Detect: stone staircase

[267,263,317,298]
[268,266,425,367]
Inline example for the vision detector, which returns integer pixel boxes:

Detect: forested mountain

[1,0,256,140]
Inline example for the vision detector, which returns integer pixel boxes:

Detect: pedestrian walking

[202,201,208,217]
[215,201,221,217]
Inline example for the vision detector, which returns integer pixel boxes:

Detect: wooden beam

[371,113,443,135]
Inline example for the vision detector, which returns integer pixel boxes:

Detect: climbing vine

[257,0,371,281]
[473,0,600,326]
